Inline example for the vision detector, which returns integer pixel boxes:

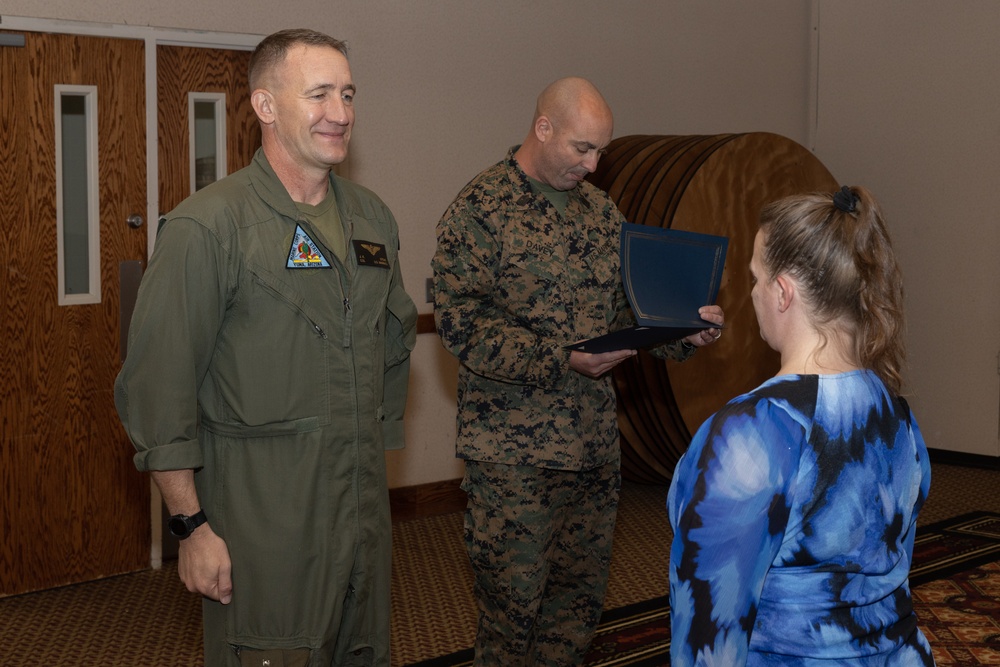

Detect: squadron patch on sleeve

[287,224,332,269]
[352,239,390,268]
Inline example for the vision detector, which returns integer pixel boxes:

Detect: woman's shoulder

[722,374,819,415]
[707,370,888,443]
[685,375,819,452]
[678,376,815,486]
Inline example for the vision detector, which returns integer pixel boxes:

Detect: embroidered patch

[352,240,390,268]
[287,225,332,269]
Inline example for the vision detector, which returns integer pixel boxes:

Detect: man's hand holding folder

[566,224,728,355]
[569,304,724,377]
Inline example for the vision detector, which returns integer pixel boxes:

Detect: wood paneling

[0,31,149,596]
[587,133,837,483]
[157,44,260,215]
[153,44,260,560]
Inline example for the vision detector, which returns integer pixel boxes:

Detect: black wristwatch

[167,509,208,540]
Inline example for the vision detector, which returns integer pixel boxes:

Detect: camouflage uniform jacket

[433,147,690,471]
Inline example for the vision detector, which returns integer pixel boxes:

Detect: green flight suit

[115,148,416,666]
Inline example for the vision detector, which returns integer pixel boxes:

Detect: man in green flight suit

[432,77,724,666]
[115,29,416,666]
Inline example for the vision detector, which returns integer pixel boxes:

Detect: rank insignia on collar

[287,224,332,269]
[352,239,390,268]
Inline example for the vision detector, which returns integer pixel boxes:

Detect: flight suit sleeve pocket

[384,284,416,369]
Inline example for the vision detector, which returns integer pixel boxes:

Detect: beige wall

[6,0,994,487]
[5,1,814,487]
[813,2,1000,459]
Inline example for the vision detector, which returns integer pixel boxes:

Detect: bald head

[515,77,614,191]
[532,77,612,132]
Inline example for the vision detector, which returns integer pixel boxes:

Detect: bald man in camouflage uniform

[432,78,724,666]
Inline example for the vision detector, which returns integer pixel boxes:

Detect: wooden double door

[0,29,260,597]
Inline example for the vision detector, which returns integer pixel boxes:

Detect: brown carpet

[0,462,996,666]
[402,511,1000,667]
[390,461,1000,665]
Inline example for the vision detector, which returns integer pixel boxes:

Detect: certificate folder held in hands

[566,223,728,353]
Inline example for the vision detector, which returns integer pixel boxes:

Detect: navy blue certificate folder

[566,223,728,353]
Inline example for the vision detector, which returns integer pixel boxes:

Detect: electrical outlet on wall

[425,277,434,304]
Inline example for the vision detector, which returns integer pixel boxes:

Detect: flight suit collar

[246,147,361,224]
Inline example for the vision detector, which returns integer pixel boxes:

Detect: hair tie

[832,185,859,213]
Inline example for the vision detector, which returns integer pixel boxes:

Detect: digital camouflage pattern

[432,146,692,471]
[433,147,694,666]
[462,460,621,667]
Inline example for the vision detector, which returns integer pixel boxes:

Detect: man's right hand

[177,525,233,604]
[569,348,637,379]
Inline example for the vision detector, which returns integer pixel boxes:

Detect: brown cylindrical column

[587,133,838,483]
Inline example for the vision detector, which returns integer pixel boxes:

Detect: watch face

[168,516,189,538]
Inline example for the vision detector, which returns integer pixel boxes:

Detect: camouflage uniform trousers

[461,459,622,666]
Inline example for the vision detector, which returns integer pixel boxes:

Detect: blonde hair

[758,186,906,394]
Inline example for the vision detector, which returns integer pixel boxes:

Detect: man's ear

[251,89,275,125]
[534,115,553,143]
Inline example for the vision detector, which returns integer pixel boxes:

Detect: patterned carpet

[0,462,997,666]
[402,511,1000,667]
[913,512,1000,665]
[390,461,1000,665]
[919,560,1000,664]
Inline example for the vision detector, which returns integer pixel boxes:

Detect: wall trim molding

[387,451,998,517]
[928,447,1000,471]
[416,312,436,335]
[389,477,464,520]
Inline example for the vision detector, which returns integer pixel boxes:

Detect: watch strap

[168,509,207,539]
[186,509,208,531]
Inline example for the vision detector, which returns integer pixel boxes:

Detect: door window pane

[55,85,100,305]
[189,93,227,192]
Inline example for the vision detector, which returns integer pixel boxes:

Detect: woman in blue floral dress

[668,186,935,666]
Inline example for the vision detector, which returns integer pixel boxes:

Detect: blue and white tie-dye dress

[668,370,934,666]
